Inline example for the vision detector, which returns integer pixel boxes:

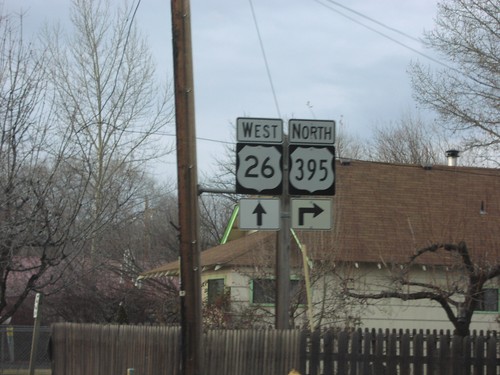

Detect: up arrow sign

[298,203,324,225]
[239,198,280,230]
[291,198,332,230]
[253,203,266,226]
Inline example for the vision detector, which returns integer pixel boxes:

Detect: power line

[320,0,421,44]
[248,0,281,118]
[312,0,472,77]
[144,129,233,144]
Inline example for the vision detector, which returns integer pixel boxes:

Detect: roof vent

[446,149,460,166]
[480,201,487,215]
[340,159,351,166]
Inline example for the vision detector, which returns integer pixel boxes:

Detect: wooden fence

[51,324,181,375]
[51,323,301,375]
[303,328,499,375]
[51,323,499,375]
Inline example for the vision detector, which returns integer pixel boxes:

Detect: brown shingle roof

[141,160,500,278]
[301,160,500,265]
[141,231,280,277]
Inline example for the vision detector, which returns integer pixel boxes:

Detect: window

[252,279,275,304]
[251,278,306,305]
[476,288,499,312]
[207,279,225,305]
[291,279,307,305]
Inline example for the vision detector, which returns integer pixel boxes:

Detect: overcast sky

[5,0,441,181]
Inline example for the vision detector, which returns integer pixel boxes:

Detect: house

[140,158,500,332]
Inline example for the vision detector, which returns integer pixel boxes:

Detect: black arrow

[298,203,324,226]
[253,203,267,226]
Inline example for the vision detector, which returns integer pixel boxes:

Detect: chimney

[446,149,459,166]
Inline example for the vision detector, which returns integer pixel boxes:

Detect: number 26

[244,155,275,178]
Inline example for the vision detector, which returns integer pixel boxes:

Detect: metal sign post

[275,137,290,329]
[28,293,42,375]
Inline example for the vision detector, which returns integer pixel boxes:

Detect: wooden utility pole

[171,1,202,375]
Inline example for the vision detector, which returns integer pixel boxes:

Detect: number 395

[294,158,329,181]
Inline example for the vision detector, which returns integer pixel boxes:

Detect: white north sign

[237,117,283,144]
[289,119,336,145]
[291,198,332,230]
[239,198,280,230]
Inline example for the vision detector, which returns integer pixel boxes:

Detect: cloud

[5,0,439,176]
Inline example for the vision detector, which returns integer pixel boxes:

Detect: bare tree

[343,242,500,337]
[42,0,173,262]
[0,12,93,323]
[42,180,183,324]
[44,259,180,324]
[198,133,244,246]
[368,111,445,165]
[335,116,364,161]
[198,193,235,249]
[0,0,176,323]
[341,6,499,334]
[410,0,499,164]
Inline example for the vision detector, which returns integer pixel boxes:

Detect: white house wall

[201,264,499,332]
[319,263,499,332]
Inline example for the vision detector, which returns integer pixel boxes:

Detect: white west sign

[237,117,283,144]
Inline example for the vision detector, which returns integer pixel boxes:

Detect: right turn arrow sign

[298,203,324,225]
[291,198,332,230]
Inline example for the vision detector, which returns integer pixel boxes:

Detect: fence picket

[473,332,485,375]
[323,329,334,375]
[400,330,410,375]
[387,329,397,375]
[452,334,464,375]
[298,329,308,375]
[309,329,321,375]
[437,331,448,375]
[336,329,348,375]
[350,329,360,375]
[463,335,472,375]
[362,329,372,374]
[373,329,385,374]
[414,330,424,375]
[486,335,497,375]
[426,330,435,375]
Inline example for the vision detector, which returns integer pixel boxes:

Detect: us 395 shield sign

[236,143,283,195]
[288,145,335,196]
